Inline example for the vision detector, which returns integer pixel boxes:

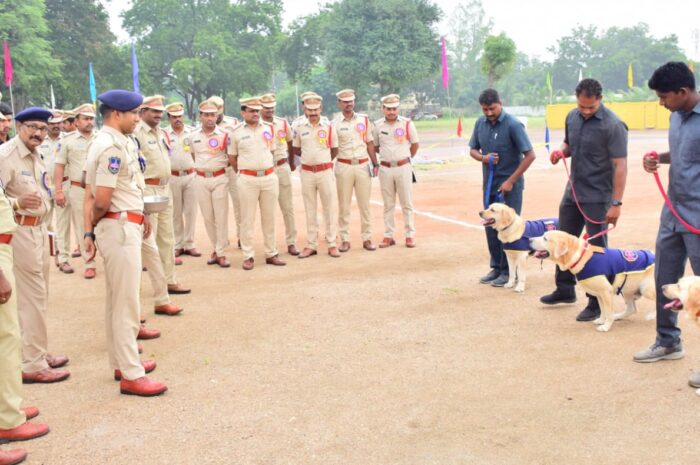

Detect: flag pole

[8,82,16,135]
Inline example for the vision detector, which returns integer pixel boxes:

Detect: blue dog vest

[504,218,559,251]
[577,249,655,283]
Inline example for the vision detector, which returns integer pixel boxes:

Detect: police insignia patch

[622,250,639,262]
[108,156,121,174]
[208,138,219,148]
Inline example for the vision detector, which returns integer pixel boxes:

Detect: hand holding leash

[643,151,659,173]
[550,149,564,165]
[483,153,499,165]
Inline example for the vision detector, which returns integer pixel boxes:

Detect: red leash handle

[646,151,700,234]
[560,155,606,226]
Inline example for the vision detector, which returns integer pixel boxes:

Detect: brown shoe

[0,448,27,465]
[84,268,96,279]
[119,376,167,397]
[21,406,39,421]
[46,354,69,369]
[167,283,191,295]
[174,248,184,257]
[265,255,286,266]
[0,421,49,442]
[216,256,231,268]
[378,237,396,248]
[338,241,351,252]
[328,247,341,258]
[114,360,157,381]
[405,237,416,248]
[363,240,376,251]
[71,248,81,258]
[58,262,74,274]
[242,258,254,271]
[287,244,300,256]
[184,248,201,257]
[207,253,218,265]
[22,369,70,384]
[154,303,183,316]
[137,325,161,340]
[298,248,317,259]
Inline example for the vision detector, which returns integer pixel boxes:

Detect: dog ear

[502,206,514,226]
[553,237,569,258]
[686,283,700,316]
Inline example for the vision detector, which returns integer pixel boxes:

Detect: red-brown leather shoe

[20,407,38,421]
[137,325,161,340]
[46,354,69,369]
[58,262,74,274]
[378,237,395,248]
[363,240,376,251]
[207,253,218,265]
[298,248,317,259]
[265,255,286,266]
[216,256,231,268]
[287,244,300,256]
[167,283,191,295]
[242,258,254,271]
[338,241,351,252]
[184,248,201,257]
[154,303,183,316]
[0,448,27,465]
[0,422,49,442]
[174,257,183,266]
[71,248,81,258]
[174,248,184,257]
[119,376,168,397]
[405,237,416,248]
[22,369,70,384]
[84,268,96,279]
[328,247,341,258]
[114,360,157,381]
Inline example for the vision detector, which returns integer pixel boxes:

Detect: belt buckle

[205,171,214,178]
[256,170,265,177]
[351,159,359,165]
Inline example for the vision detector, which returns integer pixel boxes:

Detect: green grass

[413,116,547,132]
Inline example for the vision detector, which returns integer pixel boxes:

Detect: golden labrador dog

[530,230,655,332]
[662,276,700,325]
[479,203,558,293]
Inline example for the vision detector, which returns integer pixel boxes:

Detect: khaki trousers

[95,218,145,380]
[300,169,338,250]
[238,173,279,260]
[226,167,241,241]
[141,233,170,306]
[170,173,197,251]
[335,162,372,242]
[379,163,415,239]
[274,163,297,246]
[55,180,73,263]
[0,244,25,429]
[69,185,96,270]
[12,225,50,373]
[144,185,177,286]
[196,175,229,257]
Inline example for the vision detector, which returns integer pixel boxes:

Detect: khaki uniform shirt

[228,122,274,171]
[189,127,230,171]
[165,125,195,171]
[269,116,292,162]
[38,135,62,179]
[0,136,51,218]
[56,131,96,183]
[334,112,373,160]
[85,126,144,213]
[292,119,338,165]
[0,184,17,236]
[218,116,240,134]
[133,121,171,180]
[372,116,419,162]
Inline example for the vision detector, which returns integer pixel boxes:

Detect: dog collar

[567,243,589,271]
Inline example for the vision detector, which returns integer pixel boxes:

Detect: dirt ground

[9,128,699,465]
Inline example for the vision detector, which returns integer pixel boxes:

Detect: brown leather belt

[14,215,41,226]
[70,181,81,187]
[275,158,288,166]
[144,178,167,186]
[301,162,333,173]
[337,158,369,165]
[171,168,195,176]
[196,168,227,178]
[239,167,274,177]
[0,234,13,244]
[103,211,145,225]
[380,158,411,168]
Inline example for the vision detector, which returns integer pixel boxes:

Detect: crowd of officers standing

[0,88,420,464]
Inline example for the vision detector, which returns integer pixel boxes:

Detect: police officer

[0,107,70,384]
[134,96,190,295]
[165,102,200,258]
[0,102,13,145]
[38,111,66,269]
[54,104,97,279]
[83,89,167,397]
[334,89,378,252]
[260,93,299,256]
[190,101,230,267]
[372,94,420,248]
[292,93,340,258]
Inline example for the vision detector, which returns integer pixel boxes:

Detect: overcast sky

[104,0,699,60]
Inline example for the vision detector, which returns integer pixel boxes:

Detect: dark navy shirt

[577,249,654,283]
[469,111,533,195]
[504,218,559,251]
[563,104,628,203]
[662,100,700,232]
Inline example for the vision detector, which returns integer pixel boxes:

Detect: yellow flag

[690,61,696,73]
[627,64,633,89]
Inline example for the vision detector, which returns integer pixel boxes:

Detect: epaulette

[397,115,409,122]
[373,117,386,125]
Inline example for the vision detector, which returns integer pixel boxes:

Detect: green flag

[546,72,553,102]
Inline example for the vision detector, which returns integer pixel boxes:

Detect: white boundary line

[369,200,483,230]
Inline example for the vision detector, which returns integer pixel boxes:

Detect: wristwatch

[611,199,623,207]
[84,232,96,240]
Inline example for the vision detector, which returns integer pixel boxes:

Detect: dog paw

[645,312,656,321]
[504,281,515,288]
[593,317,604,325]
[596,324,611,332]
[696,388,700,397]
[515,284,525,293]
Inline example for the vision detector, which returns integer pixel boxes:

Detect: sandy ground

[7,128,700,465]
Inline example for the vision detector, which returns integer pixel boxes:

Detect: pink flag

[440,37,449,90]
[3,40,13,87]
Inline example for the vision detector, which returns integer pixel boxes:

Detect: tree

[280,12,329,83]
[481,33,516,87]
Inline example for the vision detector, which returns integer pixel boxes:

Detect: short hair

[575,79,603,99]
[0,102,12,115]
[99,104,114,119]
[648,62,696,92]
[478,89,500,106]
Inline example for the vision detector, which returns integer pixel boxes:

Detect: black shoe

[540,289,576,305]
[576,305,601,322]
[479,269,500,284]
[491,275,509,287]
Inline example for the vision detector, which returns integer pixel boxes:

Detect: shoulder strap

[406,120,410,140]
[327,123,333,148]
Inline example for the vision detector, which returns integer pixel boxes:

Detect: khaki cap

[142,95,166,111]
[73,103,96,117]
[299,91,317,101]
[380,94,400,108]
[48,110,65,124]
[260,93,276,108]
[336,89,356,101]
[165,102,185,116]
[239,97,263,111]
[302,93,323,110]
[207,96,225,114]
[198,100,218,113]
[62,110,76,119]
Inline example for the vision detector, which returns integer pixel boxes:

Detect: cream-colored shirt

[38,135,62,179]
[228,122,274,171]
[86,126,144,213]
[292,119,338,165]
[133,120,171,180]
[189,127,230,171]
[334,112,373,160]
[267,116,292,162]
[372,116,419,162]
[218,116,240,134]
[56,131,96,182]
[0,136,51,218]
[165,125,195,171]
[0,184,17,236]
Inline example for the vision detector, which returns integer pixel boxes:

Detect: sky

[104,0,699,60]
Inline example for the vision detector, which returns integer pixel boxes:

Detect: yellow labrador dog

[662,276,700,325]
[479,203,558,293]
[530,230,655,332]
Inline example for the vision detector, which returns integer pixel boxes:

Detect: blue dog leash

[484,156,504,208]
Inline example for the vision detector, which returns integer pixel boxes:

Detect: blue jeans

[484,188,523,276]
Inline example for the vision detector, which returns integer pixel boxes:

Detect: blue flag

[88,63,96,103]
[131,44,140,93]
[545,126,550,154]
